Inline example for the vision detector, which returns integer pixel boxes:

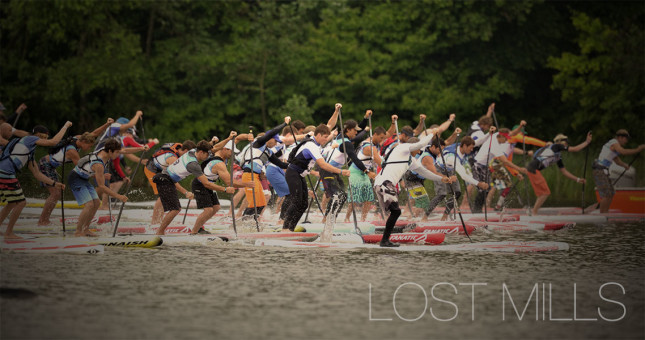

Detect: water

[1,222,644,339]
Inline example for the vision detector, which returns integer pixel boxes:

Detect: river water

[1,221,643,339]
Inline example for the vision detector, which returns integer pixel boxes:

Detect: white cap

[224,140,239,153]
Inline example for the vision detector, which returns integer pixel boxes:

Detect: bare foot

[281,228,291,233]
[74,232,86,237]
[37,220,52,226]
[3,233,22,239]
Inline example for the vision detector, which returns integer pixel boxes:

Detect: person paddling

[0,122,72,239]
[144,140,196,225]
[527,132,592,215]
[586,129,644,213]
[374,128,451,247]
[281,124,350,232]
[67,138,147,237]
[37,118,115,226]
[191,136,251,234]
[154,141,236,235]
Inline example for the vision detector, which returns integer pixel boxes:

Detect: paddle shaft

[394,119,416,219]
[436,136,473,242]
[182,199,191,224]
[229,139,238,237]
[581,143,590,214]
[303,145,336,222]
[61,142,67,233]
[247,128,260,232]
[522,135,531,215]
[483,131,493,221]
[113,117,147,237]
[612,154,638,187]
[368,115,386,221]
[337,107,363,241]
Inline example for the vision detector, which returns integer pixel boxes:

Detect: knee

[202,207,213,215]
[390,208,401,218]
[213,205,220,214]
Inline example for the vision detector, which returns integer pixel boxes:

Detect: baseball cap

[616,129,630,138]
[116,117,129,125]
[553,134,568,143]
[223,140,240,153]
[343,120,362,132]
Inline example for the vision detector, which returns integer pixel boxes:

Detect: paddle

[303,143,336,222]
[436,132,473,242]
[11,104,26,127]
[587,149,638,213]
[181,199,191,224]
[229,138,238,238]
[61,139,67,234]
[451,122,460,221]
[337,106,363,242]
[368,114,386,221]
[522,135,532,216]
[113,116,147,237]
[394,118,416,219]
[483,129,494,221]
[581,133,590,215]
[247,126,260,232]
[611,154,638,187]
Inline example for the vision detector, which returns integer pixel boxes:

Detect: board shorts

[490,159,513,190]
[242,171,266,208]
[191,178,220,209]
[266,165,289,197]
[38,157,59,187]
[68,171,97,206]
[404,172,429,209]
[348,167,374,203]
[144,166,159,195]
[153,173,180,212]
[320,169,344,199]
[375,180,400,213]
[527,169,551,196]
[0,171,25,204]
[592,166,614,199]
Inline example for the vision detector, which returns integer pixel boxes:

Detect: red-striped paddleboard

[410,222,477,235]
[362,233,445,245]
[368,220,417,228]
[254,239,569,253]
[469,214,520,222]
[62,215,115,225]
[1,238,104,254]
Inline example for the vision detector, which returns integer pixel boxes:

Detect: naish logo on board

[101,240,153,247]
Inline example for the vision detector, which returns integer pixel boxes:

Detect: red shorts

[527,170,550,196]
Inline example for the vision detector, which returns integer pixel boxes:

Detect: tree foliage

[1,0,642,145]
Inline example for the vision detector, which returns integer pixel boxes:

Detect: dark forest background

[1,0,643,144]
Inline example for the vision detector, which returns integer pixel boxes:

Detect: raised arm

[444,127,462,146]
[413,114,426,136]
[212,131,237,152]
[36,121,73,147]
[326,104,341,131]
[407,131,435,152]
[118,110,143,132]
[568,132,592,152]
[91,118,115,137]
[254,117,290,148]
[385,115,397,139]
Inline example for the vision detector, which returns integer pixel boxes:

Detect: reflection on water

[1,222,643,339]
